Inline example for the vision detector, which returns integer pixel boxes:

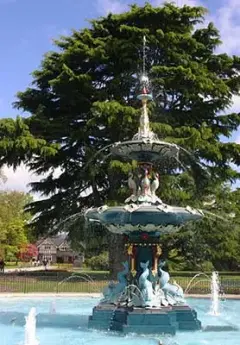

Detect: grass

[5,262,25,269]
[0,274,108,293]
[1,265,240,294]
[0,272,239,294]
[0,278,107,293]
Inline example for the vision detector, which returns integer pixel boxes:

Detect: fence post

[56,272,59,294]
[24,273,27,293]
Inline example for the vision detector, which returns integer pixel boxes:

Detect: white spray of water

[209,271,220,316]
[24,307,39,345]
[49,300,56,314]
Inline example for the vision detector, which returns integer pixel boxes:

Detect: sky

[0,0,240,196]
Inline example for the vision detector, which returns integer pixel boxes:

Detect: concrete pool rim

[0,293,239,299]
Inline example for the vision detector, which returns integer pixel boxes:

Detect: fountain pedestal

[87,218,202,333]
[88,304,201,334]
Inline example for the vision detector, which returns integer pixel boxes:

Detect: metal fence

[0,274,239,294]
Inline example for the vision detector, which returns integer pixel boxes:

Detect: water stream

[209,271,220,316]
[24,308,39,345]
[184,272,211,294]
[56,273,98,292]
[184,270,222,318]
[49,273,101,314]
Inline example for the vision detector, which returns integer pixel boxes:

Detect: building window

[44,245,51,250]
[43,255,52,262]
[61,246,67,251]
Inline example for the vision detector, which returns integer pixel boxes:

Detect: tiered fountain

[85,38,203,335]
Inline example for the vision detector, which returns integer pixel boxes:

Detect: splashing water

[49,300,56,314]
[56,273,98,293]
[209,271,220,316]
[24,307,39,345]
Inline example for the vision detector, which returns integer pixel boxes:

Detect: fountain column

[126,243,135,274]
[153,244,162,274]
[124,232,162,282]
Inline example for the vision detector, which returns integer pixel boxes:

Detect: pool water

[1,297,239,345]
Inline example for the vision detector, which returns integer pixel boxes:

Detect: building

[36,233,84,265]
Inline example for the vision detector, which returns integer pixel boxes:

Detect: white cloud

[208,0,240,55]
[225,95,240,144]
[0,164,62,201]
[0,164,42,199]
[96,0,128,15]
[229,95,240,114]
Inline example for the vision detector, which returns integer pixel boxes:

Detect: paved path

[4,265,58,273]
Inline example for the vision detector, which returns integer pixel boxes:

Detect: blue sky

[0,0,240,193]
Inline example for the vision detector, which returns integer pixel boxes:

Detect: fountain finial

[135,36,155,140]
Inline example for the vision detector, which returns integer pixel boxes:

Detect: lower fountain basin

[85,204,203,234]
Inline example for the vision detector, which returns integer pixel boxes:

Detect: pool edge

[0,293,239,299]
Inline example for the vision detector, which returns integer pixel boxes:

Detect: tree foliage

[17,243,38,262]
[0,3,240,270]
[160,185,240,270]
[85,251,109,271]
[0,191,34,260]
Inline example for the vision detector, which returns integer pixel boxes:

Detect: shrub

[85,252,109,271]
[17,244,38,262]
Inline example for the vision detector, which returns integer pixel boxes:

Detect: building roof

[36,233,69,248]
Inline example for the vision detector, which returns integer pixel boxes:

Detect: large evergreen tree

[0,3,240,271]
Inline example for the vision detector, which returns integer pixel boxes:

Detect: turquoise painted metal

[88,304,201,334]
[85,204,202,234]
[85,41,202,334]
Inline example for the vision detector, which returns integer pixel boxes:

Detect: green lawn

[0,278,107,293]
[0,273,239,294]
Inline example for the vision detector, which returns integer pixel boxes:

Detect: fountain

[84,37,203,335]
[5,37,233,343]
[24,308,39,345]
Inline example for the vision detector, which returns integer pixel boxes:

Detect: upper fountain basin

[111,139,179,164]
[85,204,203,234]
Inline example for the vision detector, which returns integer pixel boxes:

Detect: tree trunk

[108,233,127,279]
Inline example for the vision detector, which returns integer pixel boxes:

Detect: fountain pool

[0,297,239,345]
